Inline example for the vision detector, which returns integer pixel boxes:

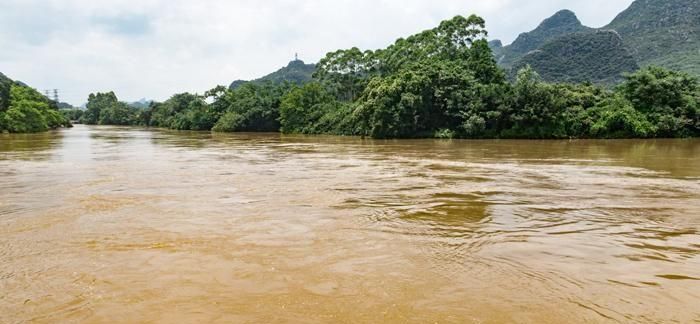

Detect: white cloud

[0,0,634,105]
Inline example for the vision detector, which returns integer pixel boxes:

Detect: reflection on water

[1,125,699,323]
[0,131,64,161]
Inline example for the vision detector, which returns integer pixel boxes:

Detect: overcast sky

[0,0,634,105]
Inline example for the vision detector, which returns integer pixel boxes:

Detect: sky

[0,0,635,106]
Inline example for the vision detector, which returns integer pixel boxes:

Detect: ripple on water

[2,127,700,323]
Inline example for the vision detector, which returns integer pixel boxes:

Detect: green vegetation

[0,72,12,113]
[0,73,71,133]
[229,59,316,90]
[6,8,697,139]
[491,0,700,85]
[80,92,143,126]
[60,108,84,122]
[604,0,700,77]
[212,82,292,132]
[512,31,639,85]
[83,15,699,139]
[495,10,592,68]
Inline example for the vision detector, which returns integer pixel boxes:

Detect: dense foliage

[79,92,143,126]
[58,14,700,140]
[0,72,13,112]
[0,74,71,133]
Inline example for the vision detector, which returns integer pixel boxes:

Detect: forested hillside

[491,0,700,84]
[229,59,316,90]
[604,0,700,76]
[493,10,592,67]
[512,31,639,85]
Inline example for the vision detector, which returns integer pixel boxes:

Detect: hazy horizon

[0,0,634,105]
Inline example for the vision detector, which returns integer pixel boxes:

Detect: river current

[1,125,699,323]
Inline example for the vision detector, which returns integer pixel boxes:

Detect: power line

[43,89,60,103]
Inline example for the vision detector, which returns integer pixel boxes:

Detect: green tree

[61,109,84,122]
[212,82,292,132]
[315,48,377,102]
[148,93,202,128]
[1,84,70,133]
[501,67,570,138]
[356,60,489,138]
[619,66,699,137]
[99,102,137,125]
[82,92,119,125]
[171,99,217,131]
[279,82,337,133]
[588,95,656,138]
[0,72,13,112]
[3,100,49,133]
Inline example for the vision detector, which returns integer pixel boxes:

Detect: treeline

[73,15,699,138]
[1,74,71,133]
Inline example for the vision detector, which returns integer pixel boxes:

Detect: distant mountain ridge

[491,0,700,84]
[128,98,153,109]
[229,59,316,90]
[494,10,593,67]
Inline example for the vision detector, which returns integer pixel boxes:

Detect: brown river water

[1,125,699,323]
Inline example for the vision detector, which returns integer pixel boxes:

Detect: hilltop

[229,59,316,90]
[493,10,592,67]
[491,0,700,84]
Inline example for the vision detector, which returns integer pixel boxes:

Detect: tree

[619,66,699,137]
[3,100,49,133]
[308,15,508,139]
[82,92,119,125]
[148,93,202,128]
[0,72,13,112]
[61,109,84,122]
[99,102,137,125]
[315,48,377,102]
[356,60,488,138]
[588,95,656,138]
[1,85,70,133]
[212,82,292,132]
[279,82,336,133]
[501,66,570,138]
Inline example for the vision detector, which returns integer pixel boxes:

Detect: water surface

[1,125,699,323]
